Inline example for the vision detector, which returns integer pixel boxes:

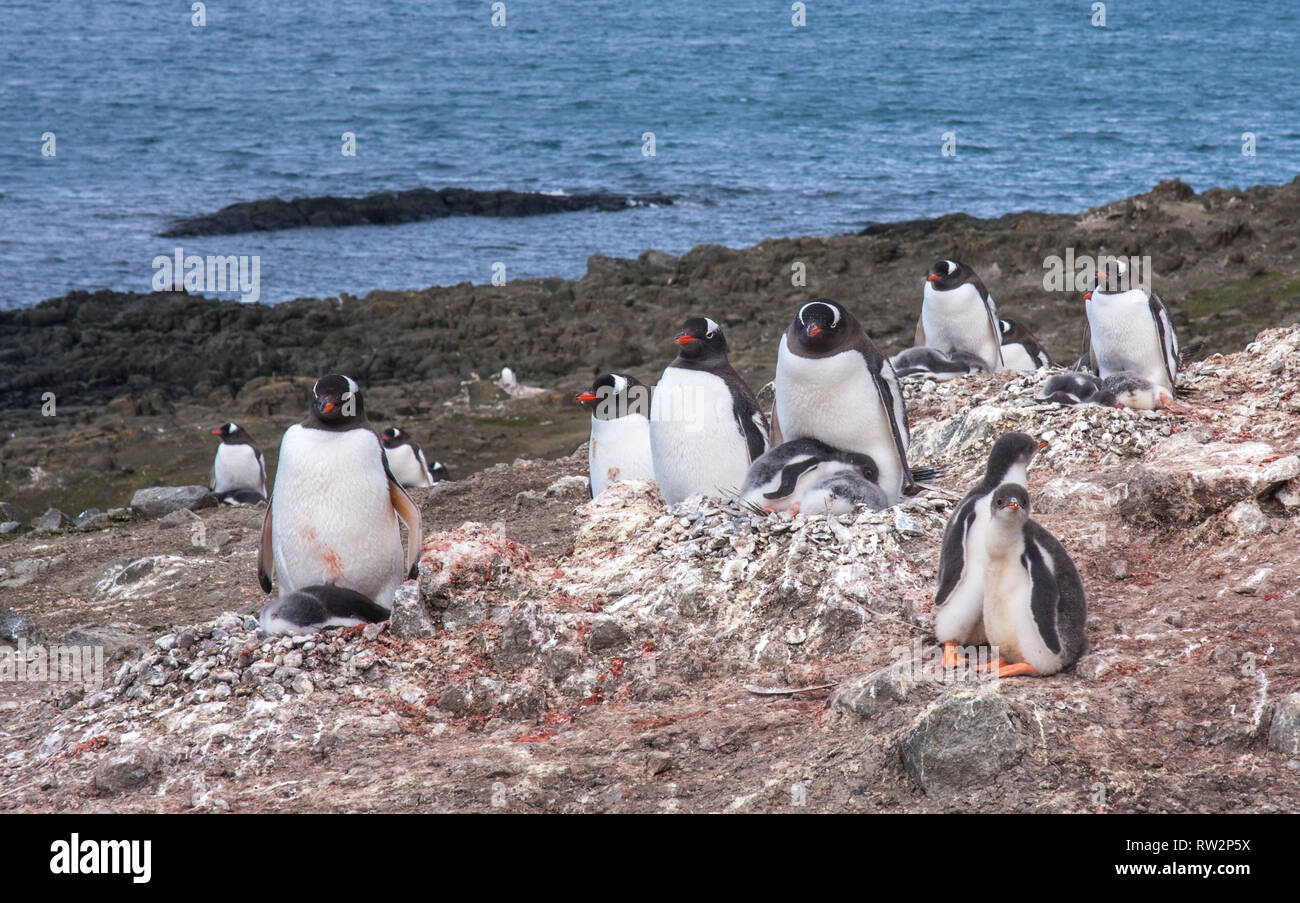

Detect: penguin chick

[977,484,1088,676]
[260,584,391,635]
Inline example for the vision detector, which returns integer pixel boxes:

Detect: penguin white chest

[1087,291,1169,389]
[775,339,905,501]
[589,413,654,497]
[922,284,1001,369]
[650,367,750,505]
[213,443,263,494]
[982,549,1031,665]
[385,443,431,488]
[271,426,404,607]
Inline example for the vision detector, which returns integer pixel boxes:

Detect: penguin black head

[577,372,650,419]
[983,432,1047,486]
[429,461,450,482]
[210,422,250,444]
[925,259,979,292]
[1094,256,1132,294]
[379,427,403,448]
[791,299,851,352]
[991,483,1031,519]
[674,317,728,361]
[310,373,365,427]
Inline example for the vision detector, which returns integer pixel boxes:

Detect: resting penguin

[739,437,888,515]
[209,422,269,504]
[1101,372,1186,412]
[650,317,769,505]
[934,432,1047,664]
[774,299,913,504]
[257,374,422,634]
[1037,372,1111,406]
[998,319,1052,371]
[975,483,1088,676]
[259,584,391,634]
[380,427,447,489]
[917,259,1004,372]
[578,372,655,498]
[1082,258,1180,400]
[890,346,992,381]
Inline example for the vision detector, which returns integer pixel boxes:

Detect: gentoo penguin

[257,374,422,630]
[209,422,269,504]
[890,346,992,381]
[1083,258,1179,396]
[577,372,655,497]
[739,437,887,515]
[917,259,1004,372]
[1037,372,1111,406]
[934,432,1047,664]
[998,319,1051,371]
[380,427,447,489]
[1100,373,1186,412]
[975,483,1088,676]
[650,317,769,505]
[260,584,391,635]
[774,299,912,504]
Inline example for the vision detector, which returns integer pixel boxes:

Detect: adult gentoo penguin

[577,372,655,497]
[380,427,447,489]
[976,483,1088,676]
[998,319,1051,371]
[739,437,887,515]
[650,317,769,505]
[774,299,912,504]
[918,259,1004,372]
[1083,258,1180,401]
[257,374,422,633]
[934,432,1046,664]
[209,422,268,504]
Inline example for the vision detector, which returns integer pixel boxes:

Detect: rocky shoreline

[159,186,676,236]
[1,176,1298,521]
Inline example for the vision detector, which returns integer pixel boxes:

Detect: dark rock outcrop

[160,187,675,237]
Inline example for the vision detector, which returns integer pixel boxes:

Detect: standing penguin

[774,299,913,504]
[918,259,1004,372]
[976,483,1088,676]
[1083,257,1180,400]
[998,319,1052,371]
[257,374,422,632]
[650,317,769,505]
[380,427,447,489]
[209,422,268,504]
[577,372,655,497]
[934,432,1047,663]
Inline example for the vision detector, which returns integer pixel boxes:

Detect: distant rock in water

[160,187,676,237]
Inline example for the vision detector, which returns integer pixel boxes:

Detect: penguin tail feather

[909,464,948,483]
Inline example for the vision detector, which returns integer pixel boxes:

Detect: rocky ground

[1,327,1298,813]
[2,176,1299,522]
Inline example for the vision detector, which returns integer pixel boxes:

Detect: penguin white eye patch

[703,317,720,335]
[797,302,840,328]
[944,259,957,274]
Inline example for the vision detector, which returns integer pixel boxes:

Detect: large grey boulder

[901,692,1027,795]
[32,508,68,532]
[1269,694,1300,758]
[0,611,46,648]
[129,486,215,518]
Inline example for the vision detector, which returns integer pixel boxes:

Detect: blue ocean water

[1,0,1297,309]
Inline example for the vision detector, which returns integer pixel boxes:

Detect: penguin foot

[941,642,967,668]
[982,658,1037,678]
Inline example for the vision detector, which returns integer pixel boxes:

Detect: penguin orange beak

[808,325,822,337]
[1082,292,1092,301]
[927,274,939,282]
[1005,501,1020,510]
[322,402,337,414]
[576,393,598,402]
[676,334,698,345]
[210,428,222,435]
[1037,440,1049,450]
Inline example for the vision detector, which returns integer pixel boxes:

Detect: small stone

[1165,611,1184,628]
[0,611,47,647]
[155,634,178,652]
[900,693,1027,795]
[0,521,22,534]
[129,485,216,518]
[587,616,628,652]
[32,508,67,532]
[646,751,673,776]
[1111,559,1130,580]
[93,749,166,794]
[1268,694,1300,758]
[389,581,434,638]
[1225,500,1269,536]
[1234,567,1273,595]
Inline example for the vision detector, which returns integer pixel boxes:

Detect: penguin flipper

[1023,541,1063,655]
[914,318,925,348]
[388,478,423,579]
[934,497,975,607]
[868,357,914,489]
[981,292,1005,370]
[257,502,274,593]
[1148,292,1180,387]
